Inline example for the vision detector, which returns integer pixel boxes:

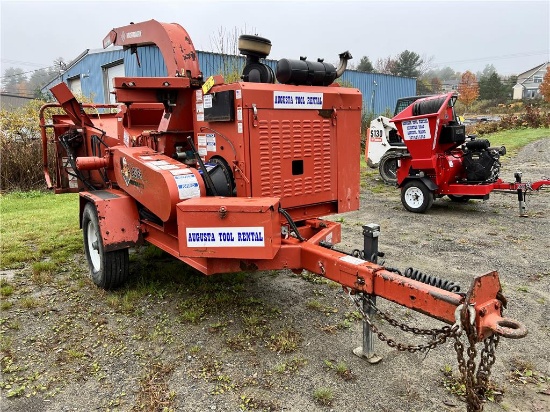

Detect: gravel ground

[1,138,549,412]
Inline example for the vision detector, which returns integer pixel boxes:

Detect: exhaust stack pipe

[336,51,352,78]
[276,50,353,86]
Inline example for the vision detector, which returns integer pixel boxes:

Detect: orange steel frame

[39,20,527,343]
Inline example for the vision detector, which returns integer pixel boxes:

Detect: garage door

[68,77,82,96]
[105,63,125,104]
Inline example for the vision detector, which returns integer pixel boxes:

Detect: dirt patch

[1,138,549,411]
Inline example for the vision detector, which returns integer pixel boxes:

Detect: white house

[512,62,548,100]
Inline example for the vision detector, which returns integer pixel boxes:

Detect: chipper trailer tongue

[40,20,527,411]
[387,93,550,214]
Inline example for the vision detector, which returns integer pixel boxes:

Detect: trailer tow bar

[342,224,526,411]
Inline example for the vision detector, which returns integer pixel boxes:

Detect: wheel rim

[404,187,424,209]
[383,159,398,179]
[86,220,101,272]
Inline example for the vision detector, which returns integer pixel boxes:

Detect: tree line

[2,51,550,105]
[1,58,65,98]
[353,51,523,102]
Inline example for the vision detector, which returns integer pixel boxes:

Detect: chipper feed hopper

[40,20,527,411]
[390,93,549,213]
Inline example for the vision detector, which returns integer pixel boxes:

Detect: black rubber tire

[82,203,129,290]
[448,195,471,203]
[378,151,401,185]
[401,180,434,213]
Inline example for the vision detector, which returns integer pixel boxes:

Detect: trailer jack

[343,224,526,411]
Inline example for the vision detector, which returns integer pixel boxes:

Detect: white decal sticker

[170,168,192,176]
[196,103,204,113]
[123,130,130,147]
[174,174,200,199]
[339,255,367,265]
[186,227,265,247]
[146,160,172,170]
[125,30,142,39]
[197,134,207,146]
[235,89,242,99]
[203,94,213,109]
[206,134,216,152]
[197,113,204,122]
[402,118,431,141]
[149,160,170,166]
[237,122,243,133]
[273,91,323,109]
[140,156,154,160]
[158,164,179,170]
[196,89,203,102]
[237,107,242,121]
[198,147,207,156]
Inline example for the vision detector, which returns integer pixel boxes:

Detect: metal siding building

[340,70,416,114]
[42,46,415,115]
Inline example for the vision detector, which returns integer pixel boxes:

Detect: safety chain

[348,292,459,353]
[454,307,500,412]
[348,291,500,412]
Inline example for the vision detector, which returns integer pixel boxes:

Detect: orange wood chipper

[40,20,527,410]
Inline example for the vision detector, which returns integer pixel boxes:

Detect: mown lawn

[479,128,549,157]
[0,191,80,271]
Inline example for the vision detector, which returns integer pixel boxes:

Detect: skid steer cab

[391,93,549,213]
[365,95,432,185]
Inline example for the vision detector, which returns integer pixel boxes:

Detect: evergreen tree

[357,56,374,73]
[1,67,28,94]
[479,71,507,100]
[394,50,423,78]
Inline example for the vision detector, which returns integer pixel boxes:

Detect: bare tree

[209,26,260,82]
[374,57,397,75]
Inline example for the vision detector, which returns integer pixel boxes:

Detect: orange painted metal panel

[192,82,362,218]
[177,197,281,260]
[79,189,141,252]
[112,147,205,222]
[103,20,201,79]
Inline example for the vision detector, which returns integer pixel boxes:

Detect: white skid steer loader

[365,95,431,184]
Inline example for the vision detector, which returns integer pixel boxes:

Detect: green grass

[484,128,549,157]
[0,191,81,269]
[313,387,334,406]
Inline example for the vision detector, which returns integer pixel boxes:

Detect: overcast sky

[1,0,549,79]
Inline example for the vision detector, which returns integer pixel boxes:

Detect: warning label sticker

[203,94,213,109]
[206,134,216,151]
[174,174,200,199]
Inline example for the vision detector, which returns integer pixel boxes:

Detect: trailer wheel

[401,181,434,213]
[378,151,400,185]
[82,203,129,290]
[448,195,471,202]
